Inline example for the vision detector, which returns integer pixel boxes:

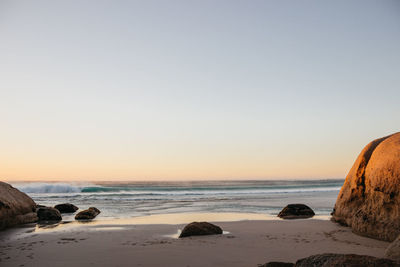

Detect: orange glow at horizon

[1,149,350,182]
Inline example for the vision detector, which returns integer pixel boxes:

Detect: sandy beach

[0,215,390,267]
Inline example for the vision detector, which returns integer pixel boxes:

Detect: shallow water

[12,212,329,238]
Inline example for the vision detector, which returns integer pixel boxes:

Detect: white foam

[14,183,83,193]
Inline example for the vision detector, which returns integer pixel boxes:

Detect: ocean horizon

[11,179,344,221]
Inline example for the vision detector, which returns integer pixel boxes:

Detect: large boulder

[278,204,315,219]
[37,207,62,221]
[332,132,400,241]
[295,253,399,267]
[0,181,38,230]
[54,203,78,213]
[385,235,400,261]
[75,207,100,220]
[179,222,223,238]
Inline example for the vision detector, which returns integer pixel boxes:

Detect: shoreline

[0,214,390,267]
[8,179,341,219]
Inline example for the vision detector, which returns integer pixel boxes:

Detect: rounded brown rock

[179,221,222,238]
[278,204,315,219]
[332,132,400,241]
[54,203,79,213]
[37,207,62,221]
[75,207,101,220]
[0,181,38,229]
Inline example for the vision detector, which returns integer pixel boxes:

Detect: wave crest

[15,183,83,193]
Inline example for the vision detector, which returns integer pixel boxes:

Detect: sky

[0,0,399,181]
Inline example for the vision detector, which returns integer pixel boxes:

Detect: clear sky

[1,0,399,181]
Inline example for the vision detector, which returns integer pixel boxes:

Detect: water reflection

[34,220,96,232]
[37,221,71,229]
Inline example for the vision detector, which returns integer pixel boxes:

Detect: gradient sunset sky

[1,1,399,181]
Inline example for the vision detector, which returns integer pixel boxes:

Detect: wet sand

[0,215,390,267]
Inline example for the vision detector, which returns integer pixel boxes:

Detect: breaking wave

[13,180,343,195]
[15,183,84,193]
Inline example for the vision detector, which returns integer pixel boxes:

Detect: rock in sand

[179,222,223,238]
[261,253,399,267]
[75,207,101,220]
[332,132,400,241]
[295,253,399,267]
[385,235,400,261]
[277,204,315,219]
[0,181,38,230]
[258,262,294,267]
[37,207,62,221]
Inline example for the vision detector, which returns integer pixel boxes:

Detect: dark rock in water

[36,204,47,210]
[54,203,78,213]
[75,207,100,220]
[295,253,400,267]
[0,181,38,230]
[385,235,400,261]
[332,132,400,241]
[37,207,62,221]
[258,262,294,267]
[179,222,222,238]
[277,204,315,219]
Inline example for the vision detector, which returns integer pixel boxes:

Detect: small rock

[385,235,400,261]
[37,207,62,221]
[259,262,294,267]
[278,204,315,219]
[54,203,78,213]
[295,253,399,267]
[179,222,222,238]
[75,207,100,220]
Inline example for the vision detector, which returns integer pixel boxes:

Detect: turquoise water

[13,179,343,220]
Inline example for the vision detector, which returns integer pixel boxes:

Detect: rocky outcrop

[54,203,78,213]
[0,181,38,230]
[37,207,62,221]
[385,235,400,261]
[277,204,315,219]
[295,253,399,267]
[332,132,400,241]
[179,222,223,238]
[261,254,399,267]
[75,207,100,220]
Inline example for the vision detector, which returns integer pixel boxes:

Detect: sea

[12,179,343,220]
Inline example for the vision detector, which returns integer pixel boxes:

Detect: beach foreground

[0,217,389,267]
